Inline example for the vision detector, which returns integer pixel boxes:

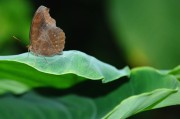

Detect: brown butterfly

[28,5,65,56]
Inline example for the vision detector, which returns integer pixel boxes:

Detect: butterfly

[28,5,65,56]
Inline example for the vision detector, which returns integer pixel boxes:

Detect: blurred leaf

[168,65,180,80]
[0,93,97,119]
[0,50,130,94]
[107,0,180,68]
[0,67,180,119]
[0,0,32,54]
[0,79,29,94]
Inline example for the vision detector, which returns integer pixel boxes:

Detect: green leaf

[0,93,73,119]
[0,92,99,119]
[168,65,180,80]
[102,88,177,119]
[58,95,97,119]
[0,67,179,119]
[95,67,180,118]
[0,50,130,94]
[0,79,29,94]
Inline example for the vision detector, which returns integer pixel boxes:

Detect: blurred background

[0,0,179,118]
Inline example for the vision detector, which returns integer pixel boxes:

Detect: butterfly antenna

[12,36,21,42]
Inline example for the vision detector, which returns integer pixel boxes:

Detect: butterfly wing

[29,6,65,56]
[47,27,65,55]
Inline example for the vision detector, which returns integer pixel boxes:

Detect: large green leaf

[0,67,179,119]
[0,50,130,94]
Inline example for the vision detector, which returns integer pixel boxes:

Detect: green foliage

[168,65,180,80]
[0,0,31,54]
[0,51,130,94]
[107,0,180,68]
[1,0,179,118]
[95,67,180,118]
[0,51,179,119]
